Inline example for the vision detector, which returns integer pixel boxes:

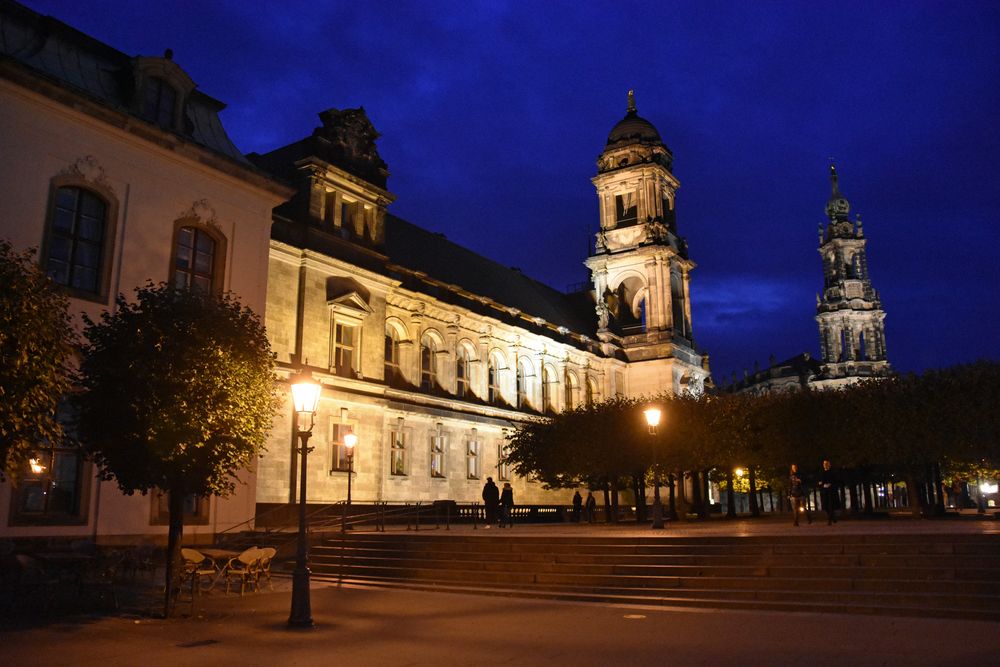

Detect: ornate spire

[627,89,636,114]
[829,162,840,196]
[825,162,851,224]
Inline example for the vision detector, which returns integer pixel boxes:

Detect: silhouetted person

[482,477,499,528]
[585,491,597,523]
[819,460,839,525]
[789,464,811,526]
[500,482,514,528]
[572,490,582,523]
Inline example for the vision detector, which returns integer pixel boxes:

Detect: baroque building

[0,1,291,543]
[252,92,710,510]
[729,165,890,394]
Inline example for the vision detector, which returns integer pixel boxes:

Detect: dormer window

[144,77,177,127]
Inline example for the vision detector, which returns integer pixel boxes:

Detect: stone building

[252,92,710,509]
[0,1,291,543]
[728,165,890,394]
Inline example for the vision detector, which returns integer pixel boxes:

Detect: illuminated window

[466,437,480,479]
[13,448,85,524]
[430,430,446,478]
[586,378,597,406]
[333,322,358,378]
[542,367,555,413]
[516,359,530,409]
[330,422,353,472]
[565,372,578,410]
[498,443,511,481]
[488,357,502,405]
[46,187,107,295]
[390,428,407,476]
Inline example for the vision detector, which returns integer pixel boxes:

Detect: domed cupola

[598,90,673,173]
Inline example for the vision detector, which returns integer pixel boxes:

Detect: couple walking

[789,460,840,526]
[482,477,514,528]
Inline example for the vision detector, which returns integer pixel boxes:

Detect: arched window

[586,378,597,406]
[456,347,470,398]
[420,335,437,392]
[488,356,502,405]
[541,367,554,413]
[384,328,401,385]
[565,372,578,410]
[45,186,107,295]
[516,359,530,409]
[173,226,217,291]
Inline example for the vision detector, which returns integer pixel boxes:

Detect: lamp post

[644,407,665,529]
[288,371,322,629]
[341,432,357,534]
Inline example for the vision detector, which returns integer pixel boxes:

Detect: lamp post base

[288,567,314,628]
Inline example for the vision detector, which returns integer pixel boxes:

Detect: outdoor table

[196,548,241,590]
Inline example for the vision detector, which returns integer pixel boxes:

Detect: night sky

[23,1,1000,384]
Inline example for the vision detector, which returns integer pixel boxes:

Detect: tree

[75,283,279,617]
[0,240,76,480]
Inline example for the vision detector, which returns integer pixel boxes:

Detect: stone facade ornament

[61,155,114,195]
[178,199,219,228]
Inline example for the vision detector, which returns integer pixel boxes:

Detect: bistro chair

[256,547,277,591]
[224,547,261,596]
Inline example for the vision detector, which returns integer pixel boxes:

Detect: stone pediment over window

[326,276,373,319]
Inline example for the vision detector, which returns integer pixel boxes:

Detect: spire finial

[627,89,636,114]
[828,158,840,196]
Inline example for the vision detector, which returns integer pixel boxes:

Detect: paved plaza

[2,514,999,667]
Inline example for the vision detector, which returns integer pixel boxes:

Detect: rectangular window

[498,443,511,482]
[614,370,625,397]
[47,186,107,296]
[330,422,352,472]
[151,490,209,525]
[333,322,357,378]
[11,447,87,525]
[430,434,446,478]
[615,192,638,225]
[390,429,408,476]
[466,439,480,479]
[456,353,469,398]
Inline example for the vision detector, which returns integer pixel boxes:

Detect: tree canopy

[0,240,76,480]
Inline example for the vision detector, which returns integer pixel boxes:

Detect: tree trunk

[748,468,759,517]
[164,488,185,618]
[602,479,612,524]
[700,469,710,519]
[863,481,874,513]
[667,473,678,520]
[906,474,923,517]
[633,474,645,523]
[932,463,945,515]
[690,470,704,521]
[610,478,620,523]
[725,470,736,518]
[848,483,860,515]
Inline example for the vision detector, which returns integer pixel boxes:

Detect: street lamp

[288,370,322,629]
[341,432,357,534]
[644,407,665,530]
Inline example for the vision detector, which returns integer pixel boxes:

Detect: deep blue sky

[25,0,1000,383]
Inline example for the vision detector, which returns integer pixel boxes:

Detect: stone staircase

[309,532,1000,619]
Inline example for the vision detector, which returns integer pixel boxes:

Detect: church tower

[585,91,708,397]
[815,165,889,382]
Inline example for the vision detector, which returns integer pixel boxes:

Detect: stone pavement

[2,514,998,667]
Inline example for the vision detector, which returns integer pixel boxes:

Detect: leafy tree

[75,283,279,617]
[0,240,76,480]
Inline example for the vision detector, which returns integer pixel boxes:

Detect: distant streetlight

[644,407,664,530]
[288,370,322,629]
[341,432,357,534]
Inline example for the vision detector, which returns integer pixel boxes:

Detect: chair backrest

[181,548,206,564]
[236,547,260,566]
[258,547,276,568]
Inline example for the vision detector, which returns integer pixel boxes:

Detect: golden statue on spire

[627,89,636,113]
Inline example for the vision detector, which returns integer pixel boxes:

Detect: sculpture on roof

[314,107,389,187]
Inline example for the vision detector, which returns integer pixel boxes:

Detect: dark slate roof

[383,215,598,337]
[0,0,246,163]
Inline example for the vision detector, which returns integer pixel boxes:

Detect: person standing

[585,491,597,523]
[500,482,515,528]
[482,477,499,529]
[572,490,583,523]
[819,460,839,525]
[789,464,811,526]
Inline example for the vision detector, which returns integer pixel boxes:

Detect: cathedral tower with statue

[585,91,709,398]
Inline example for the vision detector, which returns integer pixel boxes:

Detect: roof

[382,215,599,337]
[0,0,246,163]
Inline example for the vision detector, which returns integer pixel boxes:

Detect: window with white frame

[497,442,511,481]
[430,427,446,478]
[390,427,408,476]
[466,435,480,479]
[333,321,358,378]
